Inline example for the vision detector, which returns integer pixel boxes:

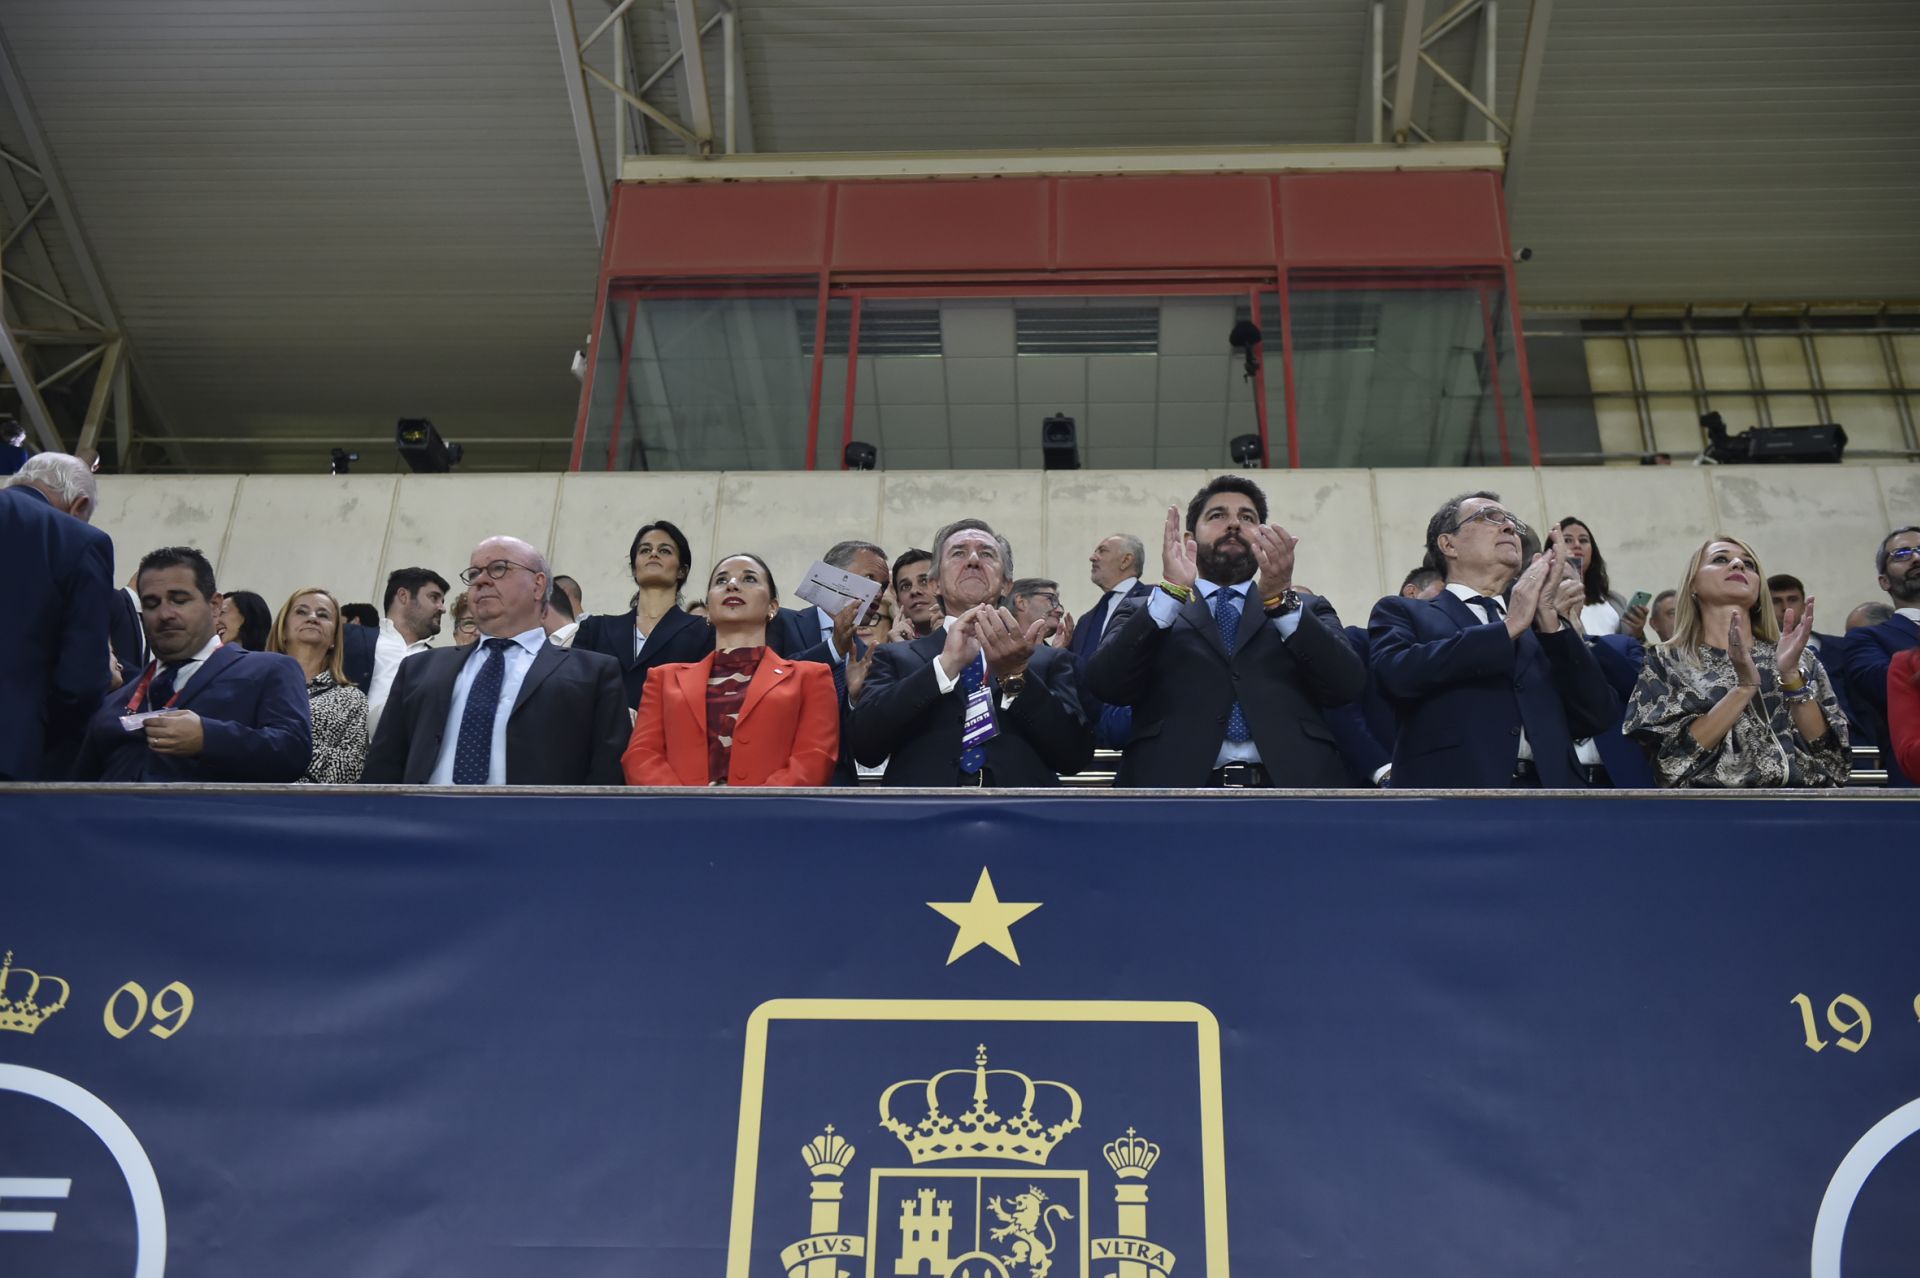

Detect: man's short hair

[892,547,932,585]
[1652,589,1677,607]
[930,518,1014,581]
[383,567,450,612]
[1185,475,1267,534]
[1401,566,1444,594]
[137,546,216,601]
[342,602,380,627]
[1422,490,1503,574]
[824,540,887,572]
[1112,534,1146,576]
[552,574,582,606]
[1767,573,1805,595]
[546,583,576,620]
[1877,526,1920,576]
[6,452,96,508]
[1006,577,1060,608]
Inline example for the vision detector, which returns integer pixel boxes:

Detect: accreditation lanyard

[124,640,219,713]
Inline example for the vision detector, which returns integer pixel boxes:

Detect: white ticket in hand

[119,710,168,732]
[794,559,883,624]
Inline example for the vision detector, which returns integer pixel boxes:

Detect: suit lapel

[648,606,694,659]
[738,652,791,725]
[1182,595,1230,662]
[172,644,244,710]
[509,639,561,716]
[415,648,465,751]
[1434,590,1481,633]
[1893,614,1920,645]
[674,655,712,737]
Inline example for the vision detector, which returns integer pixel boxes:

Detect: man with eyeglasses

[1842,526,1920,786]
[1368,490,1616,789]
[1006,577,1071,648]
[363,537,627,786]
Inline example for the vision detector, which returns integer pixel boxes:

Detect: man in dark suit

[75,545,312,783]
[1069,533,1152,749]
[1843,526,1920,785]
[107,579,148,682]
[1369,491,1617,788]
[2,453,115,780]
[766,538,891,785]
[1086,476,1366,788]
[851,518,1092,786]
[363,536,627,785]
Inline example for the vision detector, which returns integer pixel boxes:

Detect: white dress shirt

[367,617,433,739]
[1899,607,1920,625]
[1144,577,1304,768]
[547,620,579,649]
[1580,599,1621,636]
[1098,576,1140,640]
[426,627,547,785]
[1446,581,1534,763]
[141,633,221,701]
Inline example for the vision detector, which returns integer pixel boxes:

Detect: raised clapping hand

[1549,572,1587,635]
[975,604,1048,682]
[830,598,865,660]
[936,606,983,681]
[1161,505,1198,591]
[1727,607,1762,687]
[845,633,876,705]
[1776,595,1816,680]
[1504,552,1553,638]
[1047,609,1075,649]
[1250,523,1298,601]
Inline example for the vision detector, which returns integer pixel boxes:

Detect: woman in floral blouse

[1623,536,1848,788]
[267,586,370,784]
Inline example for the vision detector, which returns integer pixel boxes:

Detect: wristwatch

[1263,589,1302,618]
[999,672,1027,699]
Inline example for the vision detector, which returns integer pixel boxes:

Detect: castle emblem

[0,950,69,1035]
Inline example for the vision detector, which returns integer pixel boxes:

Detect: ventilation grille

[1016,306,1159,355]
[797,306,942,357]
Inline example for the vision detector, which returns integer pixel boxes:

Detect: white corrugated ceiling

[2,0,1915,472]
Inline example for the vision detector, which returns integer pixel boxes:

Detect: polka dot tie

[1211,587,1251,743]
[959,652,988,775]
[452,638,514,785]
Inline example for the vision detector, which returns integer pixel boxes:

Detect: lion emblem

[987,1186,1073,1278]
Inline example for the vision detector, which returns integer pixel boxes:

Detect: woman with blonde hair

[1623,536,1848,788]
[267,586,369,783]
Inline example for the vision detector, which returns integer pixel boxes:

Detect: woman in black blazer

[573,519,714,710]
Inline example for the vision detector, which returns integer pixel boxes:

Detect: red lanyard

[124,640,220,713]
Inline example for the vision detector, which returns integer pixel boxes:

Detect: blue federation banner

[1,790,1918,1277]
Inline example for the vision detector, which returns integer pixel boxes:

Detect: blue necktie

[959,653,988,775]
[452,638,514,785]
[1211,587,1251,743]
[145,660,185,709]
[1077,590,1115,656]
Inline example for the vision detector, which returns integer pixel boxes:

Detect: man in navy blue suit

[75,546,311,783]
[1,453,115,780]
[1070,533,1150,748]
[1843,526,1920,785]
[767,538,891,785]
[1327,567,1445,786]
[1369,491,1616,788]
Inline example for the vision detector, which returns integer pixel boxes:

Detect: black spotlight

[329,447,359,475]
[1230,434,1266,468]
[396,418,463,473]
[844,440,877,471]
[1229,319,1263,380]
[1041,414,1079,471]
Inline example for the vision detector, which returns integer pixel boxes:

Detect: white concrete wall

[92,465,1919,635]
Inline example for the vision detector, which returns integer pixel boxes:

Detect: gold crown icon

[0,950,69,1035]
[878,1044,1082,1166]
[801,1125,855,1178]
[1103,1127,1161,1178]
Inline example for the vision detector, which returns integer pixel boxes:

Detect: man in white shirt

[362,537,627,786]
[544,582,580,648]
[1073,533,1147,661]
[366,567,448,738]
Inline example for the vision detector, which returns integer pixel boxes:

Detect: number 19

[1790,993,1870,1053]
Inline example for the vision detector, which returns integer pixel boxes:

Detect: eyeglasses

[1888,547,1920,564]
[1454,508,1530,534]
[458,560,540,585]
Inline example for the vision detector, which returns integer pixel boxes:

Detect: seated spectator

[573,520,712,711]
[363,536,627,786]
[771,539,891,666]
[1624,537,1847,788]
[1889,648,1920,782]
[267,586,369,783]
[1769,571,1858,741]
[553,574,586,621]
[1847,601,1894,633]
[1088,477,1364,788]
[1007,577,1071,647]
[215,589,273,650]
[449,591,479,647]
[367,567,449,737]
[891,548,940,639]
[1842,527,1920,785]
[1369,491,1615,788]
[75,547,312,783]
[852,518,1092,787]
[623,554,838,787]
[341,603,380,629]
[1648,588,1678,642]
[848,593,896,708]
[544,582,579,647]
[1555,516,1630,636]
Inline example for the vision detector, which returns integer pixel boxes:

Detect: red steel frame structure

[571,169,1538,471]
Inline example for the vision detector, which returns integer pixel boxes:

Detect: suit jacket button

[1510,726,1521,736]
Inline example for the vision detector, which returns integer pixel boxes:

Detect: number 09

[103,980,195,1040]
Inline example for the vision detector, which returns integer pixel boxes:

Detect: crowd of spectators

[4,450,1917,791]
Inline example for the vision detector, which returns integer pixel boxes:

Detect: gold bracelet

[1780,673,1807,692]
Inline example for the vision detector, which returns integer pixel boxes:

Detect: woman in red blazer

[623,553,840,787]
[1890,647,1920,783]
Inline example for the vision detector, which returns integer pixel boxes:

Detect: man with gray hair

[850,517,1092,786]
[1073,533,1150,663]
[1,452,114,779]
[363,535,627,785]
[768,537,891,785]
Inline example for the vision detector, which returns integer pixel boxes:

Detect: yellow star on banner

[927,867,1042,966]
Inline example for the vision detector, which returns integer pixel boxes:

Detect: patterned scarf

[705,647,764,785]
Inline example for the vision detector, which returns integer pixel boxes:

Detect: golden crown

[878,1044,1082,1167]
[0,950,69,1035]
[1103,1127,1161,1178]
[801,1125,856,1178]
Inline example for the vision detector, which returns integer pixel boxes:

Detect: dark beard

[1890,570,1920,605]
[1196,536,1256,585]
